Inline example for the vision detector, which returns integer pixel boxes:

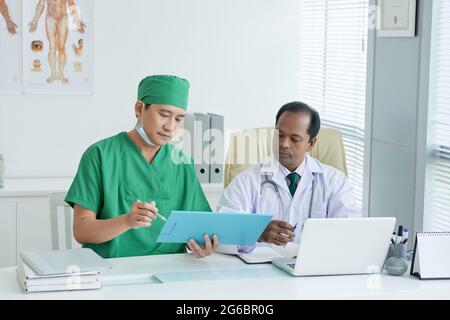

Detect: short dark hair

[275,101,321,141]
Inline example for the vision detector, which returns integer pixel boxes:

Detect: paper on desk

[237,243,298,264]
[238,247,283,264]
[271,243,299,258]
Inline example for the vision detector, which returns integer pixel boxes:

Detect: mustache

[278,151,291,158]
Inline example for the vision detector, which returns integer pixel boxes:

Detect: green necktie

[287,172,300,196]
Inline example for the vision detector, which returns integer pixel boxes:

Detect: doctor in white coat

[217,101,361,248]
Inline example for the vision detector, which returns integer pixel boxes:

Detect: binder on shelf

[183,113,210,183]
[410,232,450,280]
[208,113,224,184]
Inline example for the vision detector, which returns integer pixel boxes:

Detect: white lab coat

[217,154,361,249]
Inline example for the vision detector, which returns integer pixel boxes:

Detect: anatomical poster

[0,0,22,94]
[22,0,93,95]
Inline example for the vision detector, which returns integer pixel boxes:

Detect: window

[297,0,369,210]
[424,0,450,231]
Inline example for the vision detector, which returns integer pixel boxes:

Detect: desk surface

[1,253,450,299]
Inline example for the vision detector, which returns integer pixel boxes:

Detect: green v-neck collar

[120,132,174,198]
[121,132,164,166]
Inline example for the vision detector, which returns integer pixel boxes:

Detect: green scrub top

[65,132,211,258]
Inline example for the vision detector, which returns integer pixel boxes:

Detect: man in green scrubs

[65,75,219,259]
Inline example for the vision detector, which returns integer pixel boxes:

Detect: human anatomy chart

[0,0,21,94]
[0,0,93,95]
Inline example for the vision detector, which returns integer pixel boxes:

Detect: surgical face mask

[135,107,156,146]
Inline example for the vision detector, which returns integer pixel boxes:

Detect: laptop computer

[272,217,396,276]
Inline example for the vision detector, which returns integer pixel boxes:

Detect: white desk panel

[1,253,450,300]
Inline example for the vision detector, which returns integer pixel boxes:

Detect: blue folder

[156,211,272,246]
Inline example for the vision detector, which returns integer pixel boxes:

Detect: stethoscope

[260,174,316,221]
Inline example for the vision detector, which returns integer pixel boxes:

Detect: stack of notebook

[16,248,111,293]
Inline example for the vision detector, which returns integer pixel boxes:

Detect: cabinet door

[17,199,52,257]
[0,202,17,267]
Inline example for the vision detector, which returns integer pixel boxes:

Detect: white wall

[0,0,300,178]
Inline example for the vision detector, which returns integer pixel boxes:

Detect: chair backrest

[49,192,81,250]
[223,127,347,188]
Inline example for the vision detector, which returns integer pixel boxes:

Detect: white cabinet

[0,198,53,268]
[0,202,16,268]
[0,179,224,268]
[0,178,75,267]
[16,199,52,259]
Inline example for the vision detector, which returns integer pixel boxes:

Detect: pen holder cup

[384,243,408,276]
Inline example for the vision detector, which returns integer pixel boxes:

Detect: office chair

[223,127,347,188]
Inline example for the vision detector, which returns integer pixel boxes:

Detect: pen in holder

[384,243,408,276]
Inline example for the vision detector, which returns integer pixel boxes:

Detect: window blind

[298,0,369,210]
[424,0,450,231]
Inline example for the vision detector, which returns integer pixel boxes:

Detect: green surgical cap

[137,75,190,110]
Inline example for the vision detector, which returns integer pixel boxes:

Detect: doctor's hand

[259,220,295,246]
[187,234,219,259]
[125,200,158,229]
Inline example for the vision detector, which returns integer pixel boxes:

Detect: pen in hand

[137,199,167,222]
[289,223,298,239]
[156,212,167,222]
[281,223,298,243]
